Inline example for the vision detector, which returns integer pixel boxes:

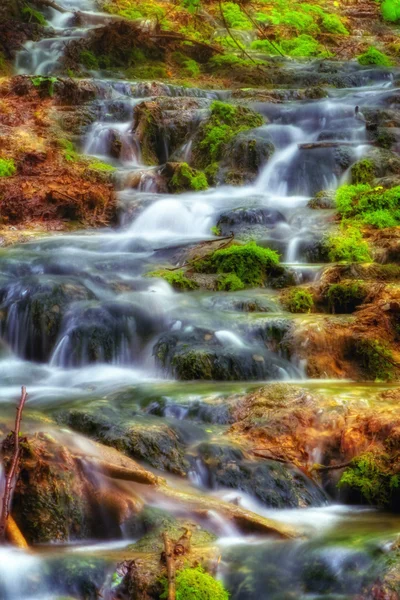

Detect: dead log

[5,516,28,549]
[0,386,28,541]
[33,0,67,13]
[81,457,161,485]
[299,141,374,150]
[163,533,176,600]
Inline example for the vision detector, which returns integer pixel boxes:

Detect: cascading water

[2,0,400,597]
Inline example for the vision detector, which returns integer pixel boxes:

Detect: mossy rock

[163,162,208,193]
[351,159,375,184]
[325,282,367,313]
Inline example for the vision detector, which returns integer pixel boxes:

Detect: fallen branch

[0,386,28,541]
[6,516,28,549]
[32,0,67,13]
[218,0,259,65]
[311,461,352,472]
[238,3,285,57]
[252,450,292,464]
[149,33,223,55]
[299,141,374,150]
[163,533,176,600]
[78,457,161,485]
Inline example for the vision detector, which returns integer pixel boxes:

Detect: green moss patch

[0,158,16,177]
[147,269,198,291]
[283,289,314,313]
[354,338,395,381]
[193,241,280,288]
[351,159,375,184]
[357,47,393,67]
[335,183,400,229]
[161,566,229,600]
[324,227,372,263]
[170,163,208,192]
[326,282,367,313]
[193,101,264,169]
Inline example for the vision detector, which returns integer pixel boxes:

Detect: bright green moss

[335,184,400,221]
[355,338,395,381]
[172,52,201,77]
[170,163,208,192]
[59,139,79,162]
[221,2,252,29]
[338,452,399,506]
[31,76,57,97]
[325,227,372,262]
[351,159,375,184]
[381,0,400,22]
[195,101,263,168]
[250,39,283,55]
[217,273,245,291]
[321,14,349,35]
[194,242,279,287]
[284,289,314,313]
[161,566,229,600]
[147,269,198,291]
[362,209,399,228]
[87,161,116,172]
[357,47,393,67]
[280,35,328,58]
[0,158,16,177]
[326,282,366,313]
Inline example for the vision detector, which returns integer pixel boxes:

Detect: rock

[192,441,328,508]
[58,405,188,475]
[308,190,335,209]
[161,161,208,193]
[224,127,275,181]
[216,207,285,238]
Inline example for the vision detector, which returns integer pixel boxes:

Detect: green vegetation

[211,226,221,236]
[326,282,366,313]
[59,139,79,162]
[335,183,400,228]
[283,289,314,313]
[31,76,58,97]
[194,241,280,287]
[172,53,201,77]
[321,14,348,34]
[161,566,229,600]
[338,452,399,506]
[104,0,169,25]
[22,3,47,25]
[217,273,245,291]
[357,47,393,67]
[281,35,327,58]
[221,2,252,29]
[0,158,16,178]
[79,50,99,70]
[194,101,263,168]
[147,269,198,291]
[355,338,395,381]
[325,227,372,262]
[170,163,208,192]
[381,0,400,23]
[87,161,116,172]
[351,159,375,184]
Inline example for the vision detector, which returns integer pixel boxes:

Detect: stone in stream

[153,326,299,381]
[216,206,285,238]
[191,441,328,508]
[222,127,275,183]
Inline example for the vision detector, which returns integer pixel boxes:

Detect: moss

[376,129,396,149]
[0,158,16,177]
[221,2,252,29]
[283,289,314,313]
[217,273,245,291]
[362,209,400,228]
[326,282,366,313]
[147,269,198,291]
[127,63,168,79]
[194,242,279,287]
[357,47,393,67]
[338,451,399,506]
[381,0,400,22]
[58,139,79,162]
[325,227,372,263]
[321,14,349,35]
[281,35,329,58]
[172,350,214,379]
[335,183,400,228]
[351,159,375,184]
[161,566,229,600]
[87,160,116,172]
[354,338,395,381]
[211,225,221,236]
[194,101,263,169]
[172,52,201,77]
[170,163,208,192]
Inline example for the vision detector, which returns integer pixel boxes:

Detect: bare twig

[311,461,353,472]
[0,386,28,541]
[218,0,259,65]
[238,3,285,57]
[32,0,67,13]
[163,533,176,600]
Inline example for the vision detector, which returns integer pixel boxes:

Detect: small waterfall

[0,548,45,600]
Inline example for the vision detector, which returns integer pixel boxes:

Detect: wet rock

[362,147,400,178]
[192,442,328,508]
[308,190,335,209]
[47,556,109,600]
[0,276,93,362]
[224,127,275,181]
[216,207,285,238]
[58,406,188,475]
[153,327,299,381]
[162,161,208,193]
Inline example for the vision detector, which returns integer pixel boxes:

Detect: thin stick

[0,386,28,541]
[218,0,259,65]
[311,461,352,472]
[33,0,67,13]
[163,532,176,600]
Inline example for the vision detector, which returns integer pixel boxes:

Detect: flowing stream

[1,1,400,598]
